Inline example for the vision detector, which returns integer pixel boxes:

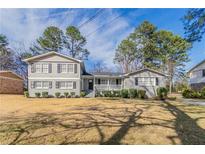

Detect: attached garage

[0,71,24,94]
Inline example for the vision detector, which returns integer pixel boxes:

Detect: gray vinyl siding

[28,54,81,97]
[123,71,166,97]
[189,62,205,84]
[28,62,80,78]
[28,79,80,97]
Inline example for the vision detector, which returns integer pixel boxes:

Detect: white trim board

[28,77,80,80]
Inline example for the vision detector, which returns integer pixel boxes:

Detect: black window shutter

[31,64,36,73]
[49,81,52,89]
[73,81,76,89]
[116,79,119,85]
[156,77,159,86]
[57,64,61,73]
[203,69,205,77]
[56,81,59,89]
[74,64,77,73]
[49,64,52,73]
[31,81,35,89]
[135,77,138,85]
[98,79,101,84]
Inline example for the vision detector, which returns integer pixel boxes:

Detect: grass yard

[0,94,205,145]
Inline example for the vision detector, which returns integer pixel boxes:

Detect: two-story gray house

[188,59,205,90]
[23,51,168,98]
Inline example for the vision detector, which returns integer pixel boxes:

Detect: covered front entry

[88,79,93,90]
[82,75,94,92]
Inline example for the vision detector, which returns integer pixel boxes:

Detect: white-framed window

[137,77,156,86]
[67,64,74,73]
[35,81,42,89]
[59,81,73,89]
[34,81,50,89]
[42,81,49,89]
[35,64,41,73]
[42,64,48,73]
[61,64,67,73]
[101,79,108,84]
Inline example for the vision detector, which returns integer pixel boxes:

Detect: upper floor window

[31,63,51,73]
[35,64,41,73]
[58,63,75,73]
[68,64,74,73]
[42,64,48,73]
[61,64,67,73]
[203,69,205,77]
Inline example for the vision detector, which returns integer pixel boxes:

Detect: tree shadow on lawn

[0,101,205,145]
[163,101,205,145]
[0,104,145,145]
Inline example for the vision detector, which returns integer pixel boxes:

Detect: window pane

[36,64,41,73]
[66,81,73,89]
[61,64,67,73]
[42,81,49,88]
[101,79,108,84]
[35,81,42,88]
[68,64,74,72]
[138,77,155,86]
[42,64,48,73]
[59,81,73,89]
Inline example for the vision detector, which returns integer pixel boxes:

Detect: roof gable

[124,68,168,77]
[0,71,23,80]
[23,51,82,63]
[188,59,205,74]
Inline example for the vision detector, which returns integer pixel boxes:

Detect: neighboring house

[23,52,168,98]
[0,71,24,94]
[187,59,205,91]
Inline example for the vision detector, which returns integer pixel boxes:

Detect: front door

[88,79,93,90]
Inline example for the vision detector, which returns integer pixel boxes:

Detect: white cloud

[0,8,135,70]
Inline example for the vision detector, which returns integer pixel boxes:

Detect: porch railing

[94,84,122,91]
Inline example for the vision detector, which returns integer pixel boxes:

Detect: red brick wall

[0,77,23,94]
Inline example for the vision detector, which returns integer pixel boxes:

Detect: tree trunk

[169,78,172,94]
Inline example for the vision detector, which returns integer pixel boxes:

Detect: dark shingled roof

[90,72,123,76]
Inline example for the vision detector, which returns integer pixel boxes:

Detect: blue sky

[0,8,204,71]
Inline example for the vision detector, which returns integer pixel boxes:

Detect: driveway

[182,98,205,106]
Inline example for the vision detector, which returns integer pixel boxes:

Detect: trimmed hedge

[42,92,49,98]
[112,90,121,97]
[35,92,41,98]
[102,90,112,97]
[24,91,29,98]
[64,92,69,98]
[138,90,146,99]
[157,87,168,100]
[182,87,205,99]
[55,92,61,98]
[80,92,86,97]
[129,89,138,98]
[121,89,129,98]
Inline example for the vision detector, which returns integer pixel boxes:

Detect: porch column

[82,78,84,90]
